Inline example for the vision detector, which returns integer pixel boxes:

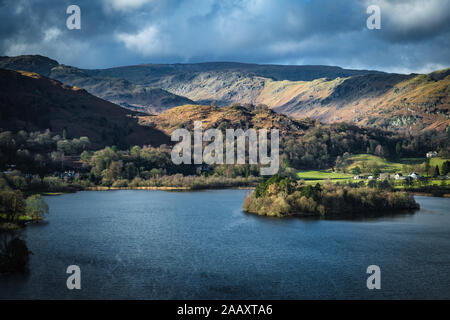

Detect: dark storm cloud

[0,0,449,73]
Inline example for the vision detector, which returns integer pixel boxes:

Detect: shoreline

[84,186,255,191]
[410,192,450,198]
[38,186,449,197]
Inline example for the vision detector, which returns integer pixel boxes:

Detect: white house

[353,175,361,180]
[394,173,406,180]
[368,175,374,180]
[408,172,421,179]
[426,151,438,158]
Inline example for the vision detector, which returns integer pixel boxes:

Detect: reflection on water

[0,191,449,299]
[0,230,31,275]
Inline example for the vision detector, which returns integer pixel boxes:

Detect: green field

[345,154,404,173]
[399,158,426,165]
[429,157,449,169]
[392,179,448,189]
[297,170,353,182]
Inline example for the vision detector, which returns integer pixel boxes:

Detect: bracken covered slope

[140,104,313,139]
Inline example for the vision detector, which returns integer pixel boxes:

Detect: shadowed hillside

[87,61,379,83]
[0,69,170,148]
[0,55,196,114]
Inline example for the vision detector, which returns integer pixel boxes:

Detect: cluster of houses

[354,172,448,181]
[353,172,419,181]
[352,173,418,180]
[352,151,448,181]
[393,172,421,180]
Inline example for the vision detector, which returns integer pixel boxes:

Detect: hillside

[0,69,170,148]
[145,69,449,132]
[275,70,450,131]
[81,60,450,132]
[0,55,196,114]
[1,55,448,132]
[140,104,312,137]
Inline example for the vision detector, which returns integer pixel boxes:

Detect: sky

[0,0,449,73]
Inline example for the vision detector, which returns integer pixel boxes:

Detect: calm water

[1,190,449,299]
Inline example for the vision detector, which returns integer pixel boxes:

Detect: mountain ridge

[0,55,196,114]
[0,55,448,132]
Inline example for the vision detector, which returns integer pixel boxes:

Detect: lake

[1,190,449,299]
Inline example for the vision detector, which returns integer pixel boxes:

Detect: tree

[433,165,440,177]
[0,235,31,273]
[442,161,450,176]
[375,144,388,158]
[368,180,377,188]
[130,146,141,159]
[372,168,381,178]
[335,156,343,171]
[124,162,137,180]
[57,140,72,154]
[8,174,27,190]
[79,136,91,150]
[80,150,92,162]
[0,131,15,149]
[369,140,377,153]
[395,142,402,157]
[377,180,391,191]
[424,159,430,176]
[0,189,26,222]
[108,160,123,180]
[25,195,49,220]
[150,168,163,178]
[351,166,361,175]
